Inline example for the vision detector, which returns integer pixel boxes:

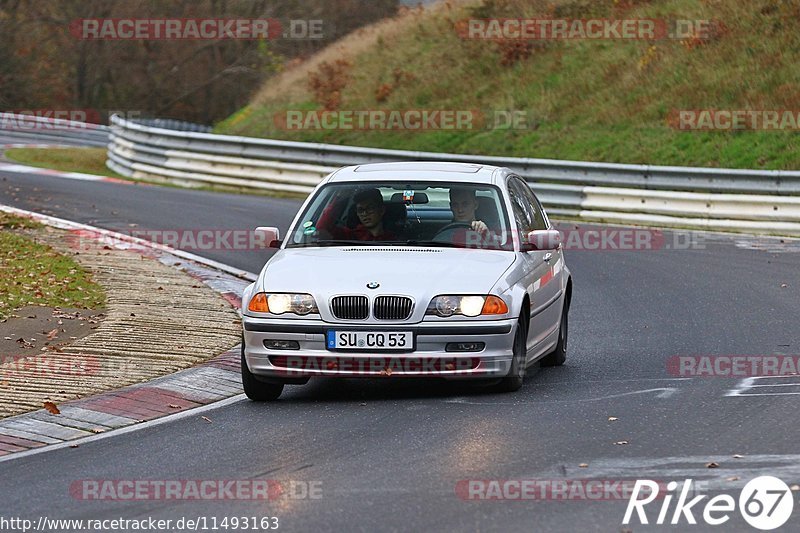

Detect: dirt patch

[0,305,104,362]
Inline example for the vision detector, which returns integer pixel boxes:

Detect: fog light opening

[445,342,485,352]
[264,339,300,350]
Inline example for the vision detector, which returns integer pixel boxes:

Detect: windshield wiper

[404,240,466,249]
[290,240,393,248]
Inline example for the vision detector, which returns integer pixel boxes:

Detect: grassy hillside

[217,0,800,170]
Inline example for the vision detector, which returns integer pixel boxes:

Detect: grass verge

[216,0,800,170]
[0,212,106,320]
[3,147,125,179]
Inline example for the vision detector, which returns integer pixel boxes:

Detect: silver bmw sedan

[241,162,572,400]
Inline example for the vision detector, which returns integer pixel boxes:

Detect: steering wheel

[431,221,473,241]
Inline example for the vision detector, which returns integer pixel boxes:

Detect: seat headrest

[475,196,500,231]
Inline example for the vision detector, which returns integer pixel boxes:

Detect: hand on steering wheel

[433,222,473,237]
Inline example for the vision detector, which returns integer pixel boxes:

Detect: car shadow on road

[271,364,571,403]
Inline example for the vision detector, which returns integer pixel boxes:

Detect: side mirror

[255,227,281,249]
[527,229,562,251]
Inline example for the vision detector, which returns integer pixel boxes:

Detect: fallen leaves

[46,328,58,340]
[706,462,719,468]
[607,416,618,421]
[791,484,799,492]
[732,454,744,459]
[16,337,34,348]
[168,404,181,409]
[578,463,589,468]
[43,401,60,414]
[727,476,740,482]
[613,440,629,446]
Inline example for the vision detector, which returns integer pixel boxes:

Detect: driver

[316,188,397,241]
[449,187,490,234]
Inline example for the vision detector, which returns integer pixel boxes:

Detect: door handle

[543,253,553,262]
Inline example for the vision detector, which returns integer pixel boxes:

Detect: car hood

[259,246,515,296]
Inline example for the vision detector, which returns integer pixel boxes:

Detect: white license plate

[327,331,413,350]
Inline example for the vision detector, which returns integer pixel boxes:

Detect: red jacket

[316,199,397,241]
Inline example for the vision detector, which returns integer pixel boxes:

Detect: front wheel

[241,339,284,401]
[496,316,527,392]
[541,300,568,367]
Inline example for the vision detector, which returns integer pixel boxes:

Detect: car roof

[325,162,508,185]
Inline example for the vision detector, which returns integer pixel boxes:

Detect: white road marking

[445,386,680,405]
[579,387,678,400]
[726,376,800,397]
[545,454,800,492]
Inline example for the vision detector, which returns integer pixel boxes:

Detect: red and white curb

[0,205,257,461]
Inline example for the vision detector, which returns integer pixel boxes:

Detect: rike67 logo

[623,477,795,530]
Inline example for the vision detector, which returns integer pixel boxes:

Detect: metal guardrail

[133,118,213,133]
[108,115,800,236]
[0,113,110,148]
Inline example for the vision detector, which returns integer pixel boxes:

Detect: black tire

[241,339,284,401]
[496,316,527,392]
[541,300,568,367]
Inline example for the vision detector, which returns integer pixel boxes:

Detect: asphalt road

[1,169,799,532]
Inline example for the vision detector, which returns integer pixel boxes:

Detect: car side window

[507,179,535,239]
[510,177,547,231]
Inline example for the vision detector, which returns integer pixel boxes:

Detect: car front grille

[373,296,413,320]
[330,295,369,320]
[329,295,414,320]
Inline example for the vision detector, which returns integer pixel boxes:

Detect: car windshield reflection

[286,181,514,251]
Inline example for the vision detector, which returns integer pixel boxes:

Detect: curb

[0,205,256,460]
[0,160,131,185]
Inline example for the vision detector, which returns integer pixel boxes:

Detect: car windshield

[286,182,513,251]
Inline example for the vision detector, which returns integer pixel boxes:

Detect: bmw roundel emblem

[366,282,380,289]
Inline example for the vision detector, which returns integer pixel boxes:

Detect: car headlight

[248,292,318,315]
[426,295,508,317]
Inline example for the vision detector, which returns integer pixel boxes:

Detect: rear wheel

[241,338,284,401]
[541,300,568,367]
[496,316,527,392]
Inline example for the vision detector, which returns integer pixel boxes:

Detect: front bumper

[242,317,517,379]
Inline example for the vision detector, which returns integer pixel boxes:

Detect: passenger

[317,188,397,241]
[449,187,490,234]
